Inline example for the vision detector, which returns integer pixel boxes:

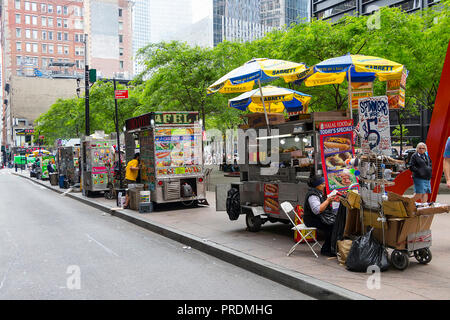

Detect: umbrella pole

[258,79,271,133]
[348,66,353,120]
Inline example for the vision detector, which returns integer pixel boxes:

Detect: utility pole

[113,78,123,188]
[84,34,90,136]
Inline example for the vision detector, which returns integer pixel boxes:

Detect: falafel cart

[221,111,356,232]
[124,111,207,206]
[56,145,80,187]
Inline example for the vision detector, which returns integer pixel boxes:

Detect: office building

[261,0,309,27]
[310,0,441,22]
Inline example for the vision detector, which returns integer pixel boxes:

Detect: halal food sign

[154,112,199,125]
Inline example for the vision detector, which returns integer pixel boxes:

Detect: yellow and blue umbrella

[207,58,308,94]
[300,54,404,87]
[229,86,311,114]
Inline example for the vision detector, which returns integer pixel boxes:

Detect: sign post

[113,81,127,188]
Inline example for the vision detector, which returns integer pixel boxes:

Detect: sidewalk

[11,169,450,300]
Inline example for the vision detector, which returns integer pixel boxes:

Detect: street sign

[115,90,128,99]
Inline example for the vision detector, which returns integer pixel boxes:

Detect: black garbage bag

[346,228,390,272]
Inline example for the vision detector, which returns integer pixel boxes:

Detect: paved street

[0,171,313,300]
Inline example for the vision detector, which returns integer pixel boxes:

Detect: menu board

[139,129,156,190]
[319,120,358,195]
[154,126,202,176]
[263,183,280,214]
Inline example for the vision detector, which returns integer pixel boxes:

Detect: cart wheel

[181,200,196,207]
[246,212,262,232]
[226,188,241,221]
[414,248,432,264]
[104,191,114,200]
[391,250,409,270]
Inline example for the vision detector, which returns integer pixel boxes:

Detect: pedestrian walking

[444,136,450,188]
[410,142,432,203]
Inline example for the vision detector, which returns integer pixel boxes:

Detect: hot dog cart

[222,111,352,232]
[81,134,115,196]
[124,111,207,206]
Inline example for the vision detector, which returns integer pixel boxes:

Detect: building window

[48,31,53,40]
[120,61,124,69]
[41,16,47,26]
[48,4,53,13]
[119,8,123,17]
[64,46,69,55]
[25,1,30,10]
[25,15,31,24]
[64,33,69,41]
[16,28,21,38]
[57,45,63,54]
[42,31,47,40]
[49,45,54,54]
[16,14,22,24]
[16,42,22,52]
[25,29,31,39]
[63,19,68,28]
[119,22,123,30]
[57,6,62,14]
[74,20,83,29]
[31,2,37,11]
[32,29,38,39]
[63,6,68,15]
[32,16,37,25]
[15,0,21,10]
[26,43,31,52]
[57,18,62,27]
[17,56,22,65]
[42,58,48,68]
[41,3,46,12]
[57,32,62,41]
[48,17,53,27]
[119,34,123,43]
[32,43,38,53]
[42,44,47,53]
[119,48,123,56]
[75,47,84,56]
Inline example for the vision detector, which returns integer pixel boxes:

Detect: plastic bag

[346,228,390,272]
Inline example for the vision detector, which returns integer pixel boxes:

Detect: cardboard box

[129,186,144,210]
[373,215,434,249]
[387,192,416,216]
[362,209,387,230]
[347,191,361,209]
[415,205,450,216]
[382,200,409,218]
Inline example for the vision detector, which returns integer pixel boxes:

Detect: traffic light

[89,69,97,83]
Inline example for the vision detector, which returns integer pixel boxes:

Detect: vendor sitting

[303,175,339,257]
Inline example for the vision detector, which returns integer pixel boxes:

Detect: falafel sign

[358,95,392,156]
[319,120,357,195]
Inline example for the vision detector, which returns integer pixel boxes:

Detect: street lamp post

[113,78,123,188]
[84,34,90,137]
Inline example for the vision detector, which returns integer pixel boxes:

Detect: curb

[14,172,372,300]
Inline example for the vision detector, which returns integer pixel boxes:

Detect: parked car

[402,148,416,165]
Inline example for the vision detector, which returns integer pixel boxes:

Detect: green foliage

[35,1,449,139]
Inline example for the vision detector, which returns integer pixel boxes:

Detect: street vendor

[123,153,141,208]
[303,175,340,257]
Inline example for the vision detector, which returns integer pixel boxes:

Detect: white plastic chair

[280,201,322,258]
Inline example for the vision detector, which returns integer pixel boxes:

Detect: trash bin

[49,173,59,186]
[59,175,66,188]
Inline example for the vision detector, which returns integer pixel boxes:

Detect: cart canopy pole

[257,79,271,134]
[113,78,123,188]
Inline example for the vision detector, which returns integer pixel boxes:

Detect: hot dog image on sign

[264,183,279,214]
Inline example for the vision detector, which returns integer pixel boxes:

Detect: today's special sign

[358,96,392,156]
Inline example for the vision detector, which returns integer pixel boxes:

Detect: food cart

[124,111,207,206]
[81,134,115,196]
[56,145,81,187]
[222,111,352,232]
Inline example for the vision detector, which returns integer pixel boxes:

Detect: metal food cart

[56,145,81,187]
[220,111,351,232]
[81,134,115,196]
[124,111,207,206]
